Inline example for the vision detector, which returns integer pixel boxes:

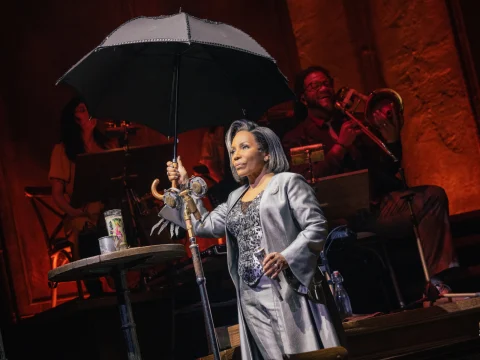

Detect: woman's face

[230,130,267,179]
[74,102,96,132]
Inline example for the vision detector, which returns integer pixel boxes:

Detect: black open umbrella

[57,12,294,159]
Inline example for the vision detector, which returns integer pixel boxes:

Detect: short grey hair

[225,119,290,183]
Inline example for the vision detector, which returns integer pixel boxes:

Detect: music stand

[71,143,173,247]
[312,169,370,221]
[290,144,324,184]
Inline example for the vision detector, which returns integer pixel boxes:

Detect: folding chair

[24,186,83,307]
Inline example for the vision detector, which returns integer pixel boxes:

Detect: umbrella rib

[184,12,192,43]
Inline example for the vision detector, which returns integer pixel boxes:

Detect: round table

[48,244,186,360]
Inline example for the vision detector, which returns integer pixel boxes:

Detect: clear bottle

[331,270,353,319]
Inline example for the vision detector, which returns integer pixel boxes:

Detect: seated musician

[49,97,117,297]
[282,66,459,297]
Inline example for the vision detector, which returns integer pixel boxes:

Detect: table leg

[113,269,142,360]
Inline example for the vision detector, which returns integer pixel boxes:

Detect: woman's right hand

[166,156,188,185]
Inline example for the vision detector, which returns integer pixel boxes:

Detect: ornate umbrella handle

[150,179,164,201]
[151,162,178,203]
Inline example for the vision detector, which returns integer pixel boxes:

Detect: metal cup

[98,236,117,254]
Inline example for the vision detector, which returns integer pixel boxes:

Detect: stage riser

[10,295,480,360]
[344,298,480,359]
[347,314,479,359]
[221,298,480,360]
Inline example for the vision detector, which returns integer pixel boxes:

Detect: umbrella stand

[169,53,221,360]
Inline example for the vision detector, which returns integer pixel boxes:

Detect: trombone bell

[364,88,404,128]
[334,86,402,162]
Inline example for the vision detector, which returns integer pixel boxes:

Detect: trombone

[334,87,403,163]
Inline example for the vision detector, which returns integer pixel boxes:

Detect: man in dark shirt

[282,66,458,296]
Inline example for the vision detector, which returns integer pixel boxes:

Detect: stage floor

[7,290,480,360]
[215,297,480,360]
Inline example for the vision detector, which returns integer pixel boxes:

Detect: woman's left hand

[263,252,288,279]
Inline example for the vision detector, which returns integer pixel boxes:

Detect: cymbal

[104,120,141,136]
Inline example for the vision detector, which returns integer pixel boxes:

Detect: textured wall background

[286,0,365,92]
[287,0,480,215]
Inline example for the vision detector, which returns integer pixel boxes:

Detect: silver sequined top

[226,191,264,286]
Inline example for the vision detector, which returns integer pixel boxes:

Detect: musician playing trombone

[282,66,459,301]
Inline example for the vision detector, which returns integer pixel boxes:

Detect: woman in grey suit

[165,120,345,359]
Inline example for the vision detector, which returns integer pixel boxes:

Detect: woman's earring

[264,156,269,162]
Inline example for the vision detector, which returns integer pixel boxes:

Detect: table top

[48,244,186,282]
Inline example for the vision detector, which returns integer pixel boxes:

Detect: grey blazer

[160,172,346,357]
[195,172,327,291]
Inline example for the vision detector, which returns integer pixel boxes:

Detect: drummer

[49,97,118,297]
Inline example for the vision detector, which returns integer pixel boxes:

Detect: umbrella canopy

[57,12,294,137]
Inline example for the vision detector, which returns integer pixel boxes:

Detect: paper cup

[103,209,128,250]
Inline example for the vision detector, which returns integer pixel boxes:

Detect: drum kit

[103,121,165,235]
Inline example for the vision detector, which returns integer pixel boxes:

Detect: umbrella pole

[172,53,180,161]
[169,54,181,189]
[171,54,221,359]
